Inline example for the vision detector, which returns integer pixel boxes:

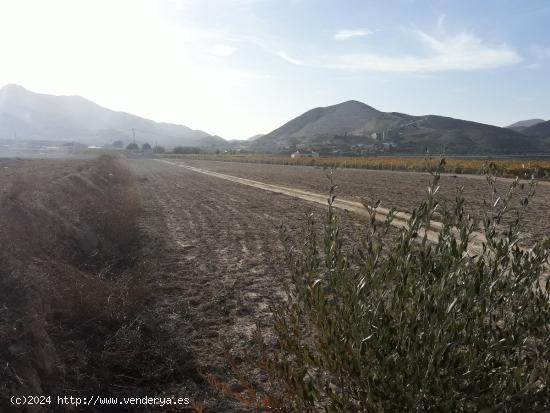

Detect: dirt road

[158,160,456,245]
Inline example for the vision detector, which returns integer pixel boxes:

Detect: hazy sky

[0,0,549,139]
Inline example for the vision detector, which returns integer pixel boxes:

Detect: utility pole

[132,128,136,143]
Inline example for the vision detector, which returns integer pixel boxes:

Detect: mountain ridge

[0,84,225,148]
[2,85,547,154]
[252,101,547,155]
[507,119,545,129]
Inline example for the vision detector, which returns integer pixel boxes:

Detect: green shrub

[256,164,550,412]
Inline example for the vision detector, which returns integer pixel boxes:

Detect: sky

[0,0,549,140]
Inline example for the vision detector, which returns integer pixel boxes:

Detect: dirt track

[159,160,455,245]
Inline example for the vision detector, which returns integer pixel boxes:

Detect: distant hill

[506,119,546,133]
[523,120,550,138]
[248,134,265,141]
[252,101,546,154]
[258,101,408,141]
[0,84,226,148]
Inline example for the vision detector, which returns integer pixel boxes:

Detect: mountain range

[0,84,225,148]
[252,101,548,154]
[1,84,548,155]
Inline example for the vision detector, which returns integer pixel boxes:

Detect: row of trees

[113,140,211,154]
[113,141,165,153]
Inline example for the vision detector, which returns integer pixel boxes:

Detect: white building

[291,150,320,158]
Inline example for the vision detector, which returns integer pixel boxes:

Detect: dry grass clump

[0,155,182,409]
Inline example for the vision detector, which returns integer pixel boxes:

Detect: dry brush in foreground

[0,156,192,411]
[250,165,550,411]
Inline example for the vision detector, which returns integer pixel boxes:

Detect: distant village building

[372,130,387,142]
[291,150,320,158]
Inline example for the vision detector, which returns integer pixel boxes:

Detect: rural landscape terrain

[2,1,550,410]
[2,149,550,411]
[2,78,550,411]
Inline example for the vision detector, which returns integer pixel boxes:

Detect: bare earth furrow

[129,159,354,410]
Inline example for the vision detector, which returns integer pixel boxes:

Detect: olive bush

[256,165,550,412]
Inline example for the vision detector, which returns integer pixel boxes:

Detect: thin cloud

[241,36,304,65]
[325,30,522,73]
[334,28,374,40]
[273,50,303,65]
